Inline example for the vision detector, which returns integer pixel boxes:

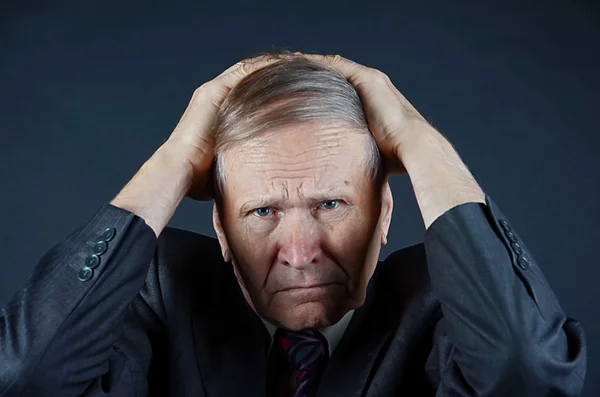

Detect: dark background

[1,0,598,394]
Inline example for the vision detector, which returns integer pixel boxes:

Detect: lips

[280,282,341,291]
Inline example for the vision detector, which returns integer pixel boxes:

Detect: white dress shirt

[261,310,355,355]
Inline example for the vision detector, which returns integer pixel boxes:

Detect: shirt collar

[261,310,354,355]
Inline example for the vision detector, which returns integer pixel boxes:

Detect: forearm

[399,123,486,230]
[424,196,586,394]
[408,125,587,392]
[110,143,193,237]
[0,205,157,396]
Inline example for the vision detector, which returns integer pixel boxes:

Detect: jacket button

[518,256,531,270]
[500,220,511,231]
[78,267,94,282]
[93,241,108,256]
[511,242,523,255]
[85,254,100,269]
[102,227,116,242]
[505,230,518,243]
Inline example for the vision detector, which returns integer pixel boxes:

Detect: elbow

[516,320,586,396]
[0,356,30,397]
[0,354,66,397]
[486,313,587,396]
[493,339,586,397]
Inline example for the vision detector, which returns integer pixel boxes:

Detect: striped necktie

[274,329,329,397]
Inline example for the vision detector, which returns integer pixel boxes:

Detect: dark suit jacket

[0,195,587,396]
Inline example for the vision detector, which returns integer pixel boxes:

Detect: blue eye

[254,207,272,217]
[320,200,339,210]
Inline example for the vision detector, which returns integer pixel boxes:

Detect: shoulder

[151,227,233,296]
[152,227,249,323]
[377,243,430,297]
[157,226,222,261]
[370,243,440,322]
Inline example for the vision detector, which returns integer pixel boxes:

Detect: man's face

[213,122,393,330]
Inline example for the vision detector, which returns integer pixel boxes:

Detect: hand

[111,55,282,236]
[300,53,485,227]
[300,53,432,174]
[164,55,285,200]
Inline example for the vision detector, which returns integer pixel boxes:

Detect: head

[211,54,393,331]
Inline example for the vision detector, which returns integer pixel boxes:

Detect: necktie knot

[274,329,329,397]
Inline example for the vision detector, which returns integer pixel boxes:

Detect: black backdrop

[1,0,598,394]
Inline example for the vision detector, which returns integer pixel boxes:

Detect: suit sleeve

[0,204,165,397]
[423,195,586,396]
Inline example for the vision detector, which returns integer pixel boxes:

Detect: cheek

[327,209,381,278]
[226,224,276,289]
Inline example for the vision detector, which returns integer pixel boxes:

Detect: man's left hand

[300,53,486,228]
[300,53,432,174]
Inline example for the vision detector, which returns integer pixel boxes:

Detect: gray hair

[211,55,385,203]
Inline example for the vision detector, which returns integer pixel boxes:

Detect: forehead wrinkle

[254,156,340,176]
[223,124,370,209]
[238,170,355,207]
[261,157,341,191]
[240,144,343,167]
[236,145,344,187]
[237,182,290,214]
[295,183,355,202]
[269,177,290,201]
[240,126,345,156]
[245,176,355,205]
[228,151,356,197]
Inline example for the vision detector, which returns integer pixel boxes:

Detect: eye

[253,207,272,217]
[319,200,339,210]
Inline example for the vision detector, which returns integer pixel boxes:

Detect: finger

[298,53,364,79]
[216,54,275,78]
[216,56,284,88]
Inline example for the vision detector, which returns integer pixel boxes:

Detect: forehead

[220,123,371,201]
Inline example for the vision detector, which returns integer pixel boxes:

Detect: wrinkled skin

[213,122,393,330]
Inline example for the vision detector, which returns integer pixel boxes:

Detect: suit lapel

[317,245,434,396]
[190,244,433,397]
[316,265,398,397]
[191,264,270,397]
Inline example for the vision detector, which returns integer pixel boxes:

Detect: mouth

[276,283,346,301]
[280,282,341,292]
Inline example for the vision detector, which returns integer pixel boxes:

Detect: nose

[276,218,320,269]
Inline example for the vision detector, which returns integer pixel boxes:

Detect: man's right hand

[110,55,282,236]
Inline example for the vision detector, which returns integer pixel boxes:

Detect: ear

[379,180,393,246]
[212,203,232,262]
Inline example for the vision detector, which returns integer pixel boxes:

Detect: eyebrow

[238,187,354,216]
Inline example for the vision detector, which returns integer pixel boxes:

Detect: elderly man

[0,53,586,396]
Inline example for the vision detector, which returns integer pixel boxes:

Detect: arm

[0,55,282,396]
[296,52,586,395]
[0,147,188,396]
[398,122,486,230]
[403,126,587,395]
[0,204,159,396]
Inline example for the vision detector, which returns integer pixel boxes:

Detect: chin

[270,300,348,331]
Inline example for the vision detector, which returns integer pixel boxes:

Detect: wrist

[110,144,195,237]
[396,123,485,228]
[396,122,446,172]
[153,142,196,183]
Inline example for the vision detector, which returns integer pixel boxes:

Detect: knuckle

[190,86,205,102]
[195,82,214,98]
[194,83,209,94]
[192,82,225,108]
[326,54,343,65]
[237,62,250,75]
[370,68,389,83]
